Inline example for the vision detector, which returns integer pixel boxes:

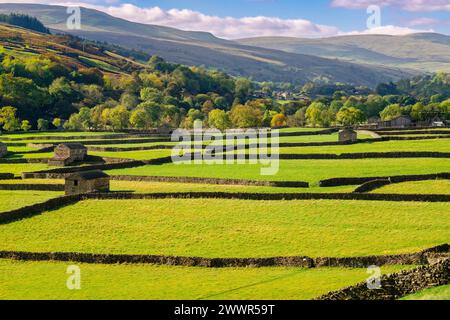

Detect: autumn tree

[0,106,20,131]
[109,105,130,130]
[305,102,326,127]
[336,106,365,127]
[20,120,31,131]
[380,104,402,121]
[270,113,287,128]
[208,109,231,131]
[229,104,263,128]
[37,118,49,131]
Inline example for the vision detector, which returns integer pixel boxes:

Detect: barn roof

[391,115,412,121]
[67,170,109,180]
[58,143,87,150]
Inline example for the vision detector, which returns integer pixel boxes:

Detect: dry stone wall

[110,175,309,188]
[80,192,450,202]
[353,179,392,193]
[0,173,14,180]
[0,245,447,269]
[320,173,450,187]
[376,130,450,135]
[278,152,450,160]
[316,258,449,300]
[21,160,146,179]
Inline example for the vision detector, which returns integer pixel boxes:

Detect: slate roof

[58,143,87,150]
[66,170,109,180]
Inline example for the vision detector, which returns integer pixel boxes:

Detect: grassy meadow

[0,259,412,300]
[0,190,63,212]
[0,128,449,300]
[0,163,51,176]
[401,285,450,300]
[0,199,448,258]
[372,180,450,194]
[107,158,450,184]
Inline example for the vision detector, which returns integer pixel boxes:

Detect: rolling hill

[0,3,416,87]
[237,34,450,73]
[0,22,143,76]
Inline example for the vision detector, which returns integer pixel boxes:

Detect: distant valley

[237,33,450,74]
[0,3,419,87]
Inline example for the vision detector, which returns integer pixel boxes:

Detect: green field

[0,179,62,185]
[0,199,448,258]
[0,163,51,176]
[1,128,449,300]
[107,158,450,184]
[0,179,355,193]
[0,190,63,212]
[5,152,53,159]
[277,127,330,132]
[379,128,450,133]
[4,146,41,153]
[225,139,450,155]
[90,149,172,160]
[278,138,450,154]
[3,132,370,147]
[109,180,355,193]
[0,259,411,300]
[401,285,450,300]
[373,180,450,194]
[86,133,369,148]
[79,56,121,73]
[0,132,124,139]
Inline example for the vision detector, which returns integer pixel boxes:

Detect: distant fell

[237,33,450,73]
[0,3,417,87]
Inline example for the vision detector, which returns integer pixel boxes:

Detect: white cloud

[331,0,450,12]
[342,25,434,36]
[87,3,342,39]
[407,17,440,26]
[0,1,438,38]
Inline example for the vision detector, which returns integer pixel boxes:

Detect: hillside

[0,22,151,122]
[237,34,450,73]
[0,23,143,75]
[0,3,415,87]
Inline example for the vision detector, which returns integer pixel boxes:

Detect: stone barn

[380,116,413,128]
[65,170,110,195]
[338,128,358,143]
[156,124,174,135]
[48,143,87,166]
[0,142,7,158]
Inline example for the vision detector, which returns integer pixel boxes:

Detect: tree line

[0,13,49,34]
[0,39,448,132]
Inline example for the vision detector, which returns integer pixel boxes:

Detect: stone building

[65,170,110,195]
[156,124,174,135]
[379,116,413,128]
[0,142,7,158]
[338,128,358,143]
[48,143,87,166]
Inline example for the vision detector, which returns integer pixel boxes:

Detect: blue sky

[2,0,450,37]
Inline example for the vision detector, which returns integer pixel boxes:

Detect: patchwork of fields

[0,127,449,300]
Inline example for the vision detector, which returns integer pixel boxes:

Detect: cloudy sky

[1,0,449,38]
